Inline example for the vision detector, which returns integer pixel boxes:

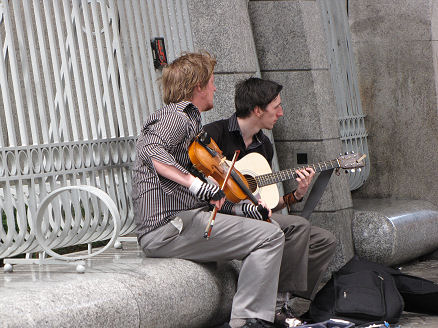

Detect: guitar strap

[300,168,334,219]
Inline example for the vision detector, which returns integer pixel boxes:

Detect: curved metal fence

[0,0,193,259]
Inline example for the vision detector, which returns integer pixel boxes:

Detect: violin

[188,131,261,206]
[188,131,270,238]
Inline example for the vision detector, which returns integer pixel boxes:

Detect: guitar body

[230,153,280,209]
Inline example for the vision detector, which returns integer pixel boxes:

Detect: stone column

[349,0,438,205]
[186,0,260,122]
[248,0,354,269]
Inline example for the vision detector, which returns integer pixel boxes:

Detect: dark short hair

[234,77,283,118]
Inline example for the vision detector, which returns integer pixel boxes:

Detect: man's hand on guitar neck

[294,167,315,200]
[276,167,315,212]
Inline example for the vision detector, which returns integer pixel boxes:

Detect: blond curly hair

[162,51,216,105]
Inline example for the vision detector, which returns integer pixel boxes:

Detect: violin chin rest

[198,131,211,144]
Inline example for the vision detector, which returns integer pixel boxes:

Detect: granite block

[275,139,353,212]
[118,258,239,328]
[433,1,438,39]
[187,0,259,73]
[0,253,239,328]
[349,0,433,42]
[248,0,329,70]
[0,274,139,328]
[350,39,438,204]
[352,199,438,266]
[262,70,339,140]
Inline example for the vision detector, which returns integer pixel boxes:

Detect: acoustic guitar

[228,152,366,209]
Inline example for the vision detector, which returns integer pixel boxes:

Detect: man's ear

[197,82,205,91]
[253,106,264,118]
[192,83,203,98]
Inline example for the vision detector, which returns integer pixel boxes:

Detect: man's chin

[199,104,214,112]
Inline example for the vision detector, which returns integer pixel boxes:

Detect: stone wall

[349,0,438,205]
[187,0,259,123]
[248,0,354,268]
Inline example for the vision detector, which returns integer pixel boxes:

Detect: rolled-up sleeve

[136,110,192,193]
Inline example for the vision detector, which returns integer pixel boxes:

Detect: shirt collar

[227,113,263,146]
[175,100,196,113]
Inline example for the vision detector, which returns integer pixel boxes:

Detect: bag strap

[300,169,334,219]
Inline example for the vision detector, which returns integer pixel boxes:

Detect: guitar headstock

[338,153,366,170]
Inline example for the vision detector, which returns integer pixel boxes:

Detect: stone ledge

[352,199,438,266]
[0,245,238,328]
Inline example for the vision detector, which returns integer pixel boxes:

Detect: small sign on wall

[151,37,167,69]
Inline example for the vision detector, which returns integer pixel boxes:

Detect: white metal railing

[0,0,193,266]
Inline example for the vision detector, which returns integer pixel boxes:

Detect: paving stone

[2,243,438,327]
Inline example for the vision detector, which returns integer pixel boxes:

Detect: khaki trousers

[139,207,335,323]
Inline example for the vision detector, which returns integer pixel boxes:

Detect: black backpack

[393,270,438,315]
[309,256,438,325]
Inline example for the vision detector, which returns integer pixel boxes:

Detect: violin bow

[204,150,240,239]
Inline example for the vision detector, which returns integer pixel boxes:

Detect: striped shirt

[132,101,234,238]
[132,101,205,238]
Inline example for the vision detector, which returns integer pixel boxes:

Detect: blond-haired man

[133,52,304,328]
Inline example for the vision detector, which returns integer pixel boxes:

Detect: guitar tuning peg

[351,150,355,154]
[350,169,356,173]
[344,152,349,155]
[358,168,361,172]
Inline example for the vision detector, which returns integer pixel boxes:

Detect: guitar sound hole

[244,175,257,193]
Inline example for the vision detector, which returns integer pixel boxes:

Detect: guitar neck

[255,159,340,187]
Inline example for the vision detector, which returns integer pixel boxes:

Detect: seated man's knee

[272,225,285,245]
[267,225,285,252]
[326,230,337,247]
[290,215,311,233]
[321,229,337,254]
[253,220,285,246]
[310,226,336,252]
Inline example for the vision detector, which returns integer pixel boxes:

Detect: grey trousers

[139,207,336,323]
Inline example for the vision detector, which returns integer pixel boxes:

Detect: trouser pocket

[141,220,181,256]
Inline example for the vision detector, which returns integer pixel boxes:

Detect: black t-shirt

[203,113,274,167]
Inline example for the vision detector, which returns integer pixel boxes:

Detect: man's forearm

[151,159,195,188]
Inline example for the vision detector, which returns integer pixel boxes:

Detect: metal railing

[319,0,370,190]
[0,0,193,266]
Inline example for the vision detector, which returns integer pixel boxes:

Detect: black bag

[393,272,438,315]
[338,256,438,316]
[309,256,404,325]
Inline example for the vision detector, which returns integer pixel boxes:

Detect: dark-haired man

[204,77,336,327]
